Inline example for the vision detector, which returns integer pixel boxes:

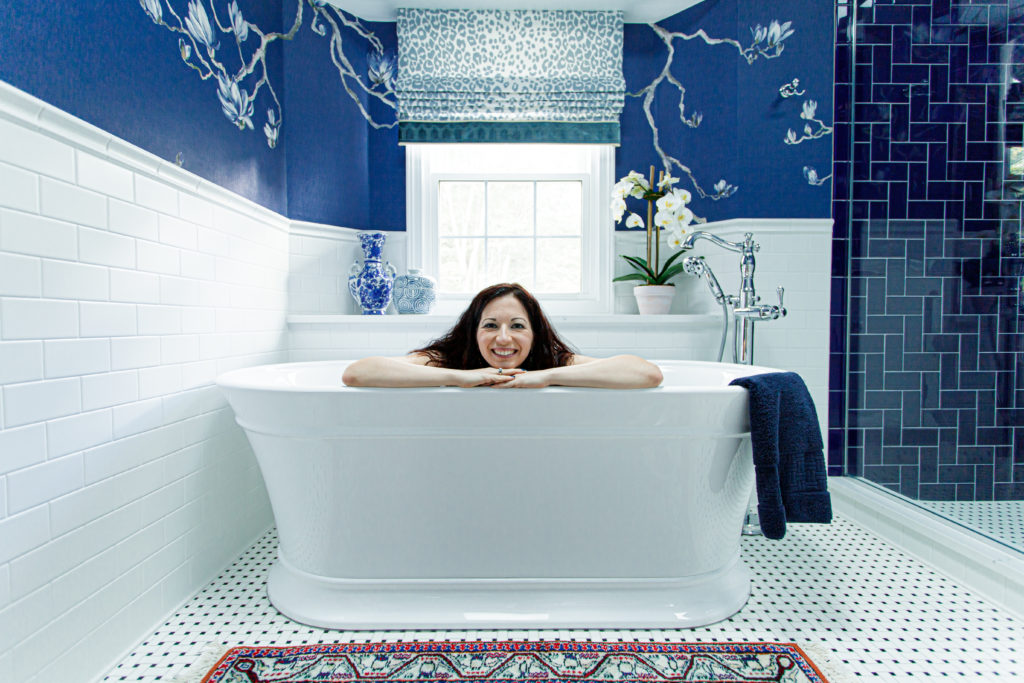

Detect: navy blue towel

[729,372,832,539]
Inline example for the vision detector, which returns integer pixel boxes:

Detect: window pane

[535,238,581,293]
[439,238,485,293]
[439,182,485,236]
[536,181,582,236]
[486,182,534,236]
[486,237,534,289]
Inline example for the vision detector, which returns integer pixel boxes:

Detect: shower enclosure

[832,0,1024,552]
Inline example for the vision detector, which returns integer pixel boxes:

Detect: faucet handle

[775,286,787,318]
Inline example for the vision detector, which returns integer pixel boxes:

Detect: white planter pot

[633,284,675,315]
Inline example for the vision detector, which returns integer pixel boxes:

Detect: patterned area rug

[184,640,845,682]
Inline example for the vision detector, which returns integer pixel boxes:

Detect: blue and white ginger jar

[393,269,437,314]
[348,231,396,315]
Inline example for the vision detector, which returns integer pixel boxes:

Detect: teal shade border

[398,121,620,144]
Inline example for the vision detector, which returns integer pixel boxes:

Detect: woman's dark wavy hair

[411,283,576,370]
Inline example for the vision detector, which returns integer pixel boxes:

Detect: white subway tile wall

[0,86,287,682]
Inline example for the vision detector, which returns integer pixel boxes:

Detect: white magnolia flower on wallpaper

[264,108,280,148]
[633,18,795,207]
[766,20,795,50]
[749,20,794,60]
[185,0,218,52]
[216,73,254,129]
[803,165,831,186]
[367,49,395,87]
[228,0,249,43]
[178,37,191,62]
[801,99,818,120]
[140,0,162,24]
[783,92,833,188]
[713,179,737,198]
[141,0,398,155]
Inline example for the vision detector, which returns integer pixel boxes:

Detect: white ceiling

[323,1,704,24]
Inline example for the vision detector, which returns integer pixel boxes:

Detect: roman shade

[395,9,625,144]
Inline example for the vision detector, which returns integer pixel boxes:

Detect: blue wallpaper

[0,1,833,228]
[283,16,401,229]
[619,0,834,222]
[0,0,288,215]
[830,0,1024,500]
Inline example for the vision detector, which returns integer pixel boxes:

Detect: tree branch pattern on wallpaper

[632,20,794,202]
[783,95,833,187]
[139,0,396,149]
[308,1,396,129]
[778,78,805,99]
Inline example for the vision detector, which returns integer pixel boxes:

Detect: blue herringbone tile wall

[831,0,1024,500]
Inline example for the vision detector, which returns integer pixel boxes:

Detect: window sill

[287,313,721,328]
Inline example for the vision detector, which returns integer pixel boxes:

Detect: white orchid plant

[611,169,695,286]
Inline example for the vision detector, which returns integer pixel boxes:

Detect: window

[406,143,614,314]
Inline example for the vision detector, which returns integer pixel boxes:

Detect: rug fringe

[800,642,857,683]
[171,643,233,683]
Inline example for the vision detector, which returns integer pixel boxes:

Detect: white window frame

[406,143,614,315]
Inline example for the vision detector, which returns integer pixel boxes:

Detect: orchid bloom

[611,197,627,222]
[657,173,680,189]
[612,180,634,198]
[654,211,678,229]
[655,193,681,214]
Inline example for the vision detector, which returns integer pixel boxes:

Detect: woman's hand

[454,367,526,387]
[493,356,662,389]
[492,368,550,388]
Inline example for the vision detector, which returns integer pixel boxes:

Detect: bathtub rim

[216,359,783,393]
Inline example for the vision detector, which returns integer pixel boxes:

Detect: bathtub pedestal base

[267,553,751,630]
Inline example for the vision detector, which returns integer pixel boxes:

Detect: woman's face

[476,294,534,369]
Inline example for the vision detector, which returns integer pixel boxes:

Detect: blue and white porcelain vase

[348,232,396,315]
[393,268,437,314]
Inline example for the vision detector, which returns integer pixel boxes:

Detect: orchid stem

[646,166,656,280]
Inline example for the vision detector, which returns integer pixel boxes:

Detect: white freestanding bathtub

[216,359,774,630]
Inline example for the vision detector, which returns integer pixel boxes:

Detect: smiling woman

[340,283,663,389]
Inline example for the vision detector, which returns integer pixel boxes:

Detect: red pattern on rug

[195,640,833,682]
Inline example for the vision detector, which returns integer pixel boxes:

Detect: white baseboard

[830,477,1024,619]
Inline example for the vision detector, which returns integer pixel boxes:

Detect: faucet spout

[680,230,746,254]
[680,231,780,366]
